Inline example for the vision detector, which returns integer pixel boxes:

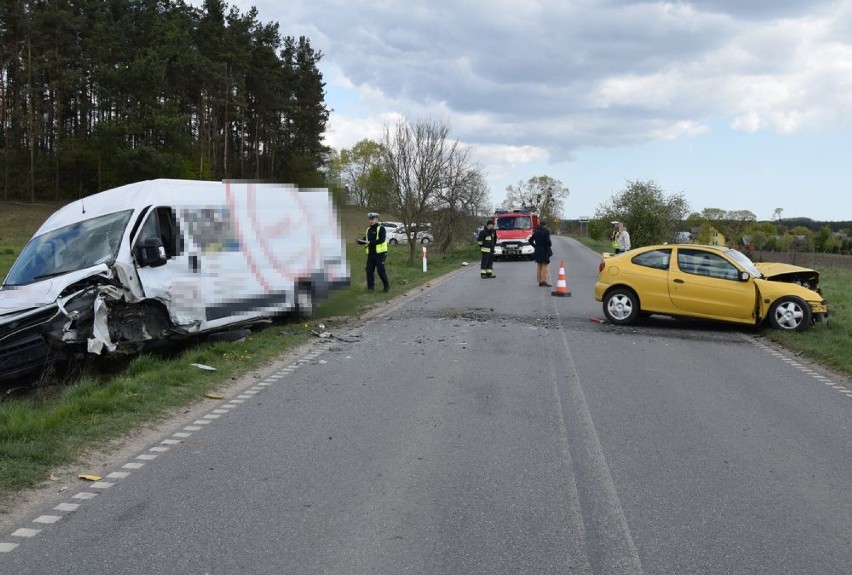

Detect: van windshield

[3,210,134,287]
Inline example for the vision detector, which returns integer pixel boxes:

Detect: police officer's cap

[368,212,379,219]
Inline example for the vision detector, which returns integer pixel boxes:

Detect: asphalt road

[3,237,852,574]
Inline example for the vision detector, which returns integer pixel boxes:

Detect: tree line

[1,0,329,203]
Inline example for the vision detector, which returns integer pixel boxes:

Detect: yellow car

[594,244,828,331]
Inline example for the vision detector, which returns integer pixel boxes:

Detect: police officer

[362,212,390,291]
[476,218,497,278]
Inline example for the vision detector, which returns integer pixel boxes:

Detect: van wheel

[295,284,315,319]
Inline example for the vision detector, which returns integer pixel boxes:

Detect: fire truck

[493,207,539,260]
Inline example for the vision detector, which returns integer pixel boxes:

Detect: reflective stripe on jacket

[365,224,388,254]
[477,227,496,253]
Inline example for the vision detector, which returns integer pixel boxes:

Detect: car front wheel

[388,238,398,245]
[421,237,431,244]
[769,296,811,331]
[603,288,639,325]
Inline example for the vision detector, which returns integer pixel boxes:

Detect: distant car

[594,244,828,331]
[388,226,432,245]
[380,221,403,233]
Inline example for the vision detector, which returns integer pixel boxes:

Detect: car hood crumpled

[754,262,820,290]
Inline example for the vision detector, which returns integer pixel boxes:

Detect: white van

[0,179,350,382]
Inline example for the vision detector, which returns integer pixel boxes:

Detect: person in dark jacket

[529,220,552,286]
[358,212,390,291]
[476,219,497,278]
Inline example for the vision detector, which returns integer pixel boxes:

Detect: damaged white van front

[0,179,350,383]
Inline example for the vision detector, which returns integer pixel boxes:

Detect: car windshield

[496,216,531,230]
[3,210,133,287]
[726,248,762,277]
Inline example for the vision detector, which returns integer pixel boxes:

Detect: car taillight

[599,260,606,273]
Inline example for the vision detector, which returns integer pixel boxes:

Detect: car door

[668,248,757,322]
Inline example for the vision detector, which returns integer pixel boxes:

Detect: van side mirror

[135,238,168,268]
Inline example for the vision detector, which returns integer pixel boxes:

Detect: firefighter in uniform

[477,218,497,278]
[361,212,390,291]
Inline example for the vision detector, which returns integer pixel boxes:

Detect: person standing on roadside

[615,221,631,253]
[476,218,497,278]
[530,219,552,286]
[610,221,620,252]
[359,212,390,292]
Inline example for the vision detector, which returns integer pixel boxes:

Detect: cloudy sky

[206,0,851,221]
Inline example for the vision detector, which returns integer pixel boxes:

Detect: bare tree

[382,117,473,263]
[432,159,490,252]
[503,175,570,223]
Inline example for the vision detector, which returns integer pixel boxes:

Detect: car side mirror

[739,271,750,281]
[135,238,168,268]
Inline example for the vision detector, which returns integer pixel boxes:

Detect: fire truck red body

[493,207,539,260]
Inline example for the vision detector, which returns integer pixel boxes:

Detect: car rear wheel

[603,288,639,325]
[769,296,811,331]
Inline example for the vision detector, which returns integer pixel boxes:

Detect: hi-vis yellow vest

[365,225,388,254]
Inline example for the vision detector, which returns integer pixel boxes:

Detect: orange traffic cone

[551,261,571,297]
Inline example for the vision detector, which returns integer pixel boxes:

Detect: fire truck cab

[493,207,539,260]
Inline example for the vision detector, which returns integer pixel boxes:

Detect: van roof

[36,179,302,235]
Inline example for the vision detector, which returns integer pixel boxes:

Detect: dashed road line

[0,338,337,555]
[750,339,851,398]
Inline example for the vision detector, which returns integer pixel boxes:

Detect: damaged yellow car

[594,244,828,331]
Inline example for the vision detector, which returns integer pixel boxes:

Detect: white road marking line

[106,471,130,479]
[0,542,19,552]
[72,492,97,500]
[54,503,80,512]
[12,528,40,538]
[90,481,114,489]
[122,462,145,469]
[136,453,158,460]
[33,515,62,524]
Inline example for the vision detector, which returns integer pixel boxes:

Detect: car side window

[678,249,738,280]
[631,248,671,270]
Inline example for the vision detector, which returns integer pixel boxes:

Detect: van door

[132,206,208,329]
